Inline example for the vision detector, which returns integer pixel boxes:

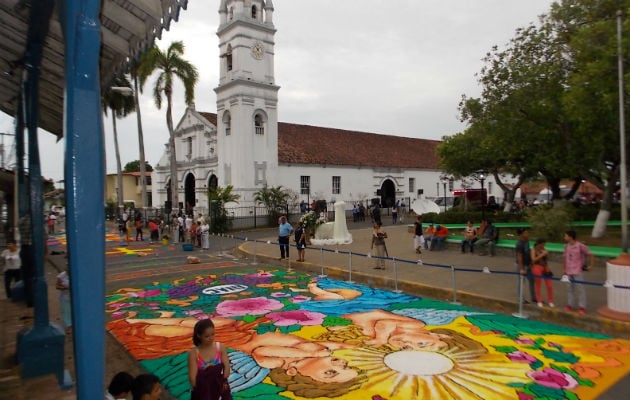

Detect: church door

[184,173,196,215]
[380,179,396,208]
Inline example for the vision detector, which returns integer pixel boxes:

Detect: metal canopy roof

[0,0,188,138]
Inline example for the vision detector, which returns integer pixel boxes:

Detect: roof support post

[61,0,106,397]
[16,0,70,389]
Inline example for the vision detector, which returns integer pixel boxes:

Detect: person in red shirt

[148,220,159,243]
[430,225,449,251]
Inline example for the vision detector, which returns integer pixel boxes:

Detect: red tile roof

[199,112,441,169]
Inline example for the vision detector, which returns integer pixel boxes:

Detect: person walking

[563,230,594,314]
[199,218,210,250]
[515,228,535,304]
[2,241,21,299]
[531,238,554,308]
[278,216,293,260]
[391,205,398,225]
[135,218,144,241]
[413,215,423,254]
[371,223,388,270]
[294,221,306,262]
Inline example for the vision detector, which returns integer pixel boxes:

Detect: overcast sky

[0,0,555,183]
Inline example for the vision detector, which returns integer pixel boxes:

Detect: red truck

[452,188,487,210]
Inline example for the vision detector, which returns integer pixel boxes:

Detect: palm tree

[208,185,240,233]
[137,41,199,214]
[129,60,149,209]
[254,184,291,225]
[102,75,135,214]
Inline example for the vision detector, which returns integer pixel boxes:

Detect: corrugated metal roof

[0,0,188,137]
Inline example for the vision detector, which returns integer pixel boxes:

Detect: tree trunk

[592,209,611,238]
[592,178,614,238]
[112,115,123,211]
[134,75,148,209]
[166,91,178,214]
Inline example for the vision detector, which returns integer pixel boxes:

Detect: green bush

[526,205,574,242]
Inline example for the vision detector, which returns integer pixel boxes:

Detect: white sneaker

[537,302,543,308]
[549,303,555,308]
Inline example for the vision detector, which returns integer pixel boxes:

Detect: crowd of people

[409,215,595,313]
[116,210,212,249]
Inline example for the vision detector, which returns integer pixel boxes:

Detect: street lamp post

[478,172,486,220]
[306,182,310,211]
[440,175,449,213]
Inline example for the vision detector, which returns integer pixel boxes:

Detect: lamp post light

[478,172,486,220]
[440,175,450,213]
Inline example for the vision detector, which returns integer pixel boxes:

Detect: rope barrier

[186,233,630,319]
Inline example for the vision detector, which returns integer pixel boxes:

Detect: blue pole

[62,0,105,397]
[16,0,67,387]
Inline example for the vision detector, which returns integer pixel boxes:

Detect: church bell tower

[215,0,279,203]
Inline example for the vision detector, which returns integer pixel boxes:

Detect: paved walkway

[234,223,630,338]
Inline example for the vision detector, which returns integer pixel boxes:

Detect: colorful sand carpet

[106,268,630,400]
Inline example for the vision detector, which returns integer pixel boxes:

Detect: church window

[300,176,310,195]
[254,114,264,135]
[448,178,454,192]
[228,7,233,20]
[332,176,341,194]
[251,5,257,19]
[186,137,193,157]
[488,181,493,195]
[223,111,231,136]
[226,45,233,71]
[409,177,415,193]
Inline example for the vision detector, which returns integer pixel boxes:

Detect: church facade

[152,0,497,215]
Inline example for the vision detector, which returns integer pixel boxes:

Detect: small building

[105,172,152,208]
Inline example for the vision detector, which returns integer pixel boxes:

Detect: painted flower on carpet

[527,367,579,389]
[266,310,325,326]
[507,350,537,364]
[215,296,284,317]
[289,295,310,303]
[128,289,162,298]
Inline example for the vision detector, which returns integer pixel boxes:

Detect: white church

[152,0,500,215]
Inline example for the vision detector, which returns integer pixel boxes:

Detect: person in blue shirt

[278,216,293,259]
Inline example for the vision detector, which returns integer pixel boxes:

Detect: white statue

[311,201,353,245]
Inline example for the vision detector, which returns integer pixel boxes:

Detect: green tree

[102,74,135,210]
[138,41,198,213]
[123,160,154,173]
[549,0,630,236]
[207,185,240,233]
[253,184,291,225]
